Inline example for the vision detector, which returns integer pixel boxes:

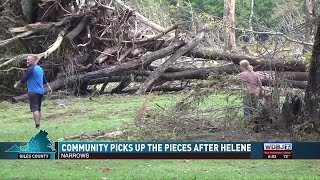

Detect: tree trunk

[99,79,110,94]
[66,16,91,42]
[303,0,315,53]
[13,64,309,102]
[279,94,304,130]
[248,0,255,42]
[20,0,35,23]
[224,0,236,51]
[110,79,132,94]
[305,22,320,121]
[189,48,306,72]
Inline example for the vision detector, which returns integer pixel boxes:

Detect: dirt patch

[46,112,71,120]
[46,108,91,120]
[101,167,113,173]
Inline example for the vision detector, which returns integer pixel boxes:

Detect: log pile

[0,0,309,102]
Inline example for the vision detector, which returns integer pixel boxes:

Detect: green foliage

[128,0,308,37]
[128,0,172,27]
[198,12,218,30]
[303,51,312,69]
[236,0,276,29]
[168,0,194,32]
[191,0,224,18]
[189,0,306,31]
[191,0,277,30]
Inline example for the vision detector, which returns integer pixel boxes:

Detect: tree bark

[279,94,304,131]
[160,64,238,80]
[305,22,320,120]
[261,79,307,89]
[20,0,35,23]
[124,86,186,94]
[303,0,315,53]
[66,16,90,42]
[88,76,145,84]
[95,46,121,64]
[110,79,132,94]
[248,0,255,42]
[259,71,308,81]
[189,48,306,72]
[224,0,236,51]
[99,79,110,94]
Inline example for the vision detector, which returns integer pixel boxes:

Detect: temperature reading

[283,155,290,159]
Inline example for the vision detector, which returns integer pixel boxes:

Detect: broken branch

[114,0,165,32]
[136,27,207,94]
[0,29,65,69]
[0,30,35,47]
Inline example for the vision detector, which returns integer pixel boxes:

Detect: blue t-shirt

[20,65,47,94]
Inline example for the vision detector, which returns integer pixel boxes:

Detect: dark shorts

[28,92,43,112]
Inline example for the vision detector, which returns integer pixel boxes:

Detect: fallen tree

[12,67,309,102]
[189,48,306,72]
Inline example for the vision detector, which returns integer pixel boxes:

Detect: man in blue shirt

[14,55,52,129]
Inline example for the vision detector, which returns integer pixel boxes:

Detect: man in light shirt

[239,59,263,121]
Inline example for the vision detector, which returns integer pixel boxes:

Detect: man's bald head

[27,55,38,66]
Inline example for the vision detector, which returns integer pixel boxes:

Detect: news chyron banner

[1,130,320,160]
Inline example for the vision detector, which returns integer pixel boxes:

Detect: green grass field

[0,94,319,179]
